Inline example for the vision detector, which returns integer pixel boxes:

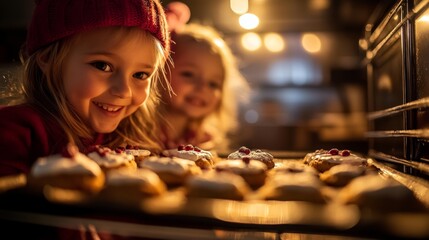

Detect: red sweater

[0,104,105,176]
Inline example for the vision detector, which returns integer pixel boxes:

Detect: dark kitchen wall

[0,1,34,64]
[0,0,396,152]
[161,0,395,152]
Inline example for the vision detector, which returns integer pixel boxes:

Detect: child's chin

[186,111,207,119]
[92,123,119,134]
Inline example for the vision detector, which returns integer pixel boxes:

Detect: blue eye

[90,61,112,72]
[133,72,150,80]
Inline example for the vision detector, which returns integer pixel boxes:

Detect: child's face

[169,41,224,119]
[62,27,158,133]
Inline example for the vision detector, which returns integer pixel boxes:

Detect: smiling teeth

[95,102,121,112]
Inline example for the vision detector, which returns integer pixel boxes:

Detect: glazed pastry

[305,148,367,173]
[87,145,137,172]
[139,156,202,186]
[185,170,251,200]
[338,174,423,211]
[117,145,151,163]
[320,164,366,187]
[227,146,275,169]
[162,144,214,169]
[29,143,105,194]
[214,158,268,189]
[256,172,326,203]
[99,168,166,204]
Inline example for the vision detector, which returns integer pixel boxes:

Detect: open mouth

[93,101,123,112]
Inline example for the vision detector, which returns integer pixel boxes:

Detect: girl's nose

[110,73,132,98]
[193,78,205,90]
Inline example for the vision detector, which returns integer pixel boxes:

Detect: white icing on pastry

[139,156,198,175]
[162,148,213,162]
[87,146,135,168]
[31,152,102,177]
[227,148,273,162]
[305,149,367,165]
[315,154,366,165]
[125,149,150,157]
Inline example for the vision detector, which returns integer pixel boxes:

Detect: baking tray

[0,158,428,239]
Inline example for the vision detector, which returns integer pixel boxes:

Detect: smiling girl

[0,0,171,176]
[159,23,250,152]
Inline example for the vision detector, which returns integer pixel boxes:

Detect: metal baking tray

[0,158,428,239]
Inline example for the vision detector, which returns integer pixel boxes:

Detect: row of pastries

[27,144,425,212]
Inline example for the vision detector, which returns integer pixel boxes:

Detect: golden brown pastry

[99,168,166,204]
[117,145,151,164]
[162,144,214,169]
[305,148,367,173]
[256,172,326,203]
[29,144,105,194]
[214,158,268,189]
[320,164,366,187]
[87,145,137,172]
[227,146,275,169]
[271,160,318,176]
[338,174,424,211]
[139,156,202,187]
[185,170,251,200]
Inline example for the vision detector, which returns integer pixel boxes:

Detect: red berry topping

[177,144,185,151]
[194,146,202,152]
[61,143,78,158]
[239,146,251,155]
[242,157,251,164]
[91,146,110,157]
[329,148,339,155]
[115,148,124,153]
[98,148,109,157]
[116,146,125,151]
[126,144,133,149]
[341,150,351,156]
[184,144,194,151]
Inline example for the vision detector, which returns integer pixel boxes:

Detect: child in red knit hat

[0,0,171,177]
[159,3,251,152]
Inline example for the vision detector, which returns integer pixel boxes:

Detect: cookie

[227,146,275,169]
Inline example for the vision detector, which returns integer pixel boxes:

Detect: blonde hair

[166,23,250,150]
[20,27,171,153]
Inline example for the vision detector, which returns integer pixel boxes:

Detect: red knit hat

[25,0,170,56]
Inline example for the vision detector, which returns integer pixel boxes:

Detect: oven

[365,0,429,179]
[0,1,429,239]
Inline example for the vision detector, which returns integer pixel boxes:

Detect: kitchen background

[0,0,395,153]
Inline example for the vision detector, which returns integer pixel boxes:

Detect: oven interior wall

[366,0,429,179]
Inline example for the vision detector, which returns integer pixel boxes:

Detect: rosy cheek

[133,86,150,105]
[68,78,103,99]
[171,81,184,92]
[213,91,222,101]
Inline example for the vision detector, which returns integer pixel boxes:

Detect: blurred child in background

[160,2,251,152]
